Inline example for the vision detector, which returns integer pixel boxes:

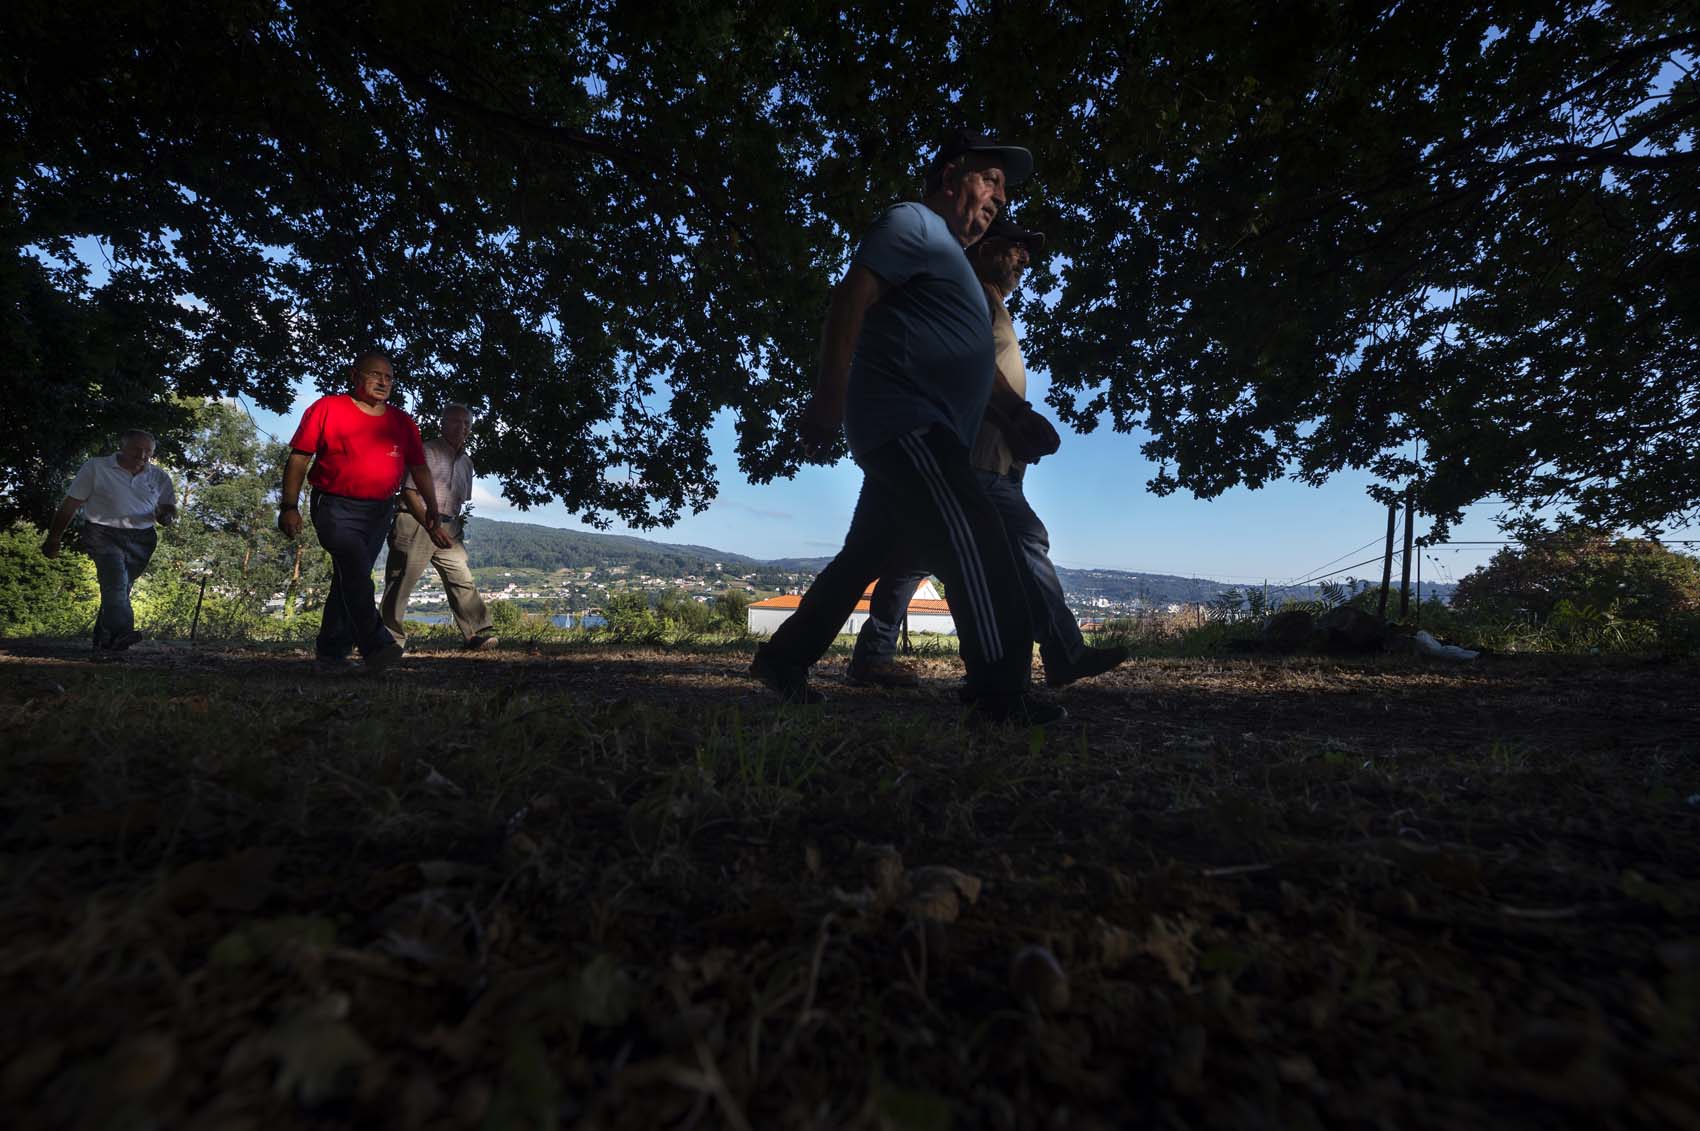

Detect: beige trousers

[380,513,493,643]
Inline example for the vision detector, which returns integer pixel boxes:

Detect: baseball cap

[930,129,1034,186]
[982,214,1046,254]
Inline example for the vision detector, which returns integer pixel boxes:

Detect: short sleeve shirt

[289,395,426,500]
[419,438,474,518]
[843,203,995,460]
[68,455,176,529]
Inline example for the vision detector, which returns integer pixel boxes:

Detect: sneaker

[1045,645,1131,689]
[845,655,921,689]
[464,634,501,651]
[749,646,825,705]
[969,695,1069,728]
[365,642,406,675]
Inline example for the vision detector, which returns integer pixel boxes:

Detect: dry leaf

[108,1031,178,1097]
[908,865,982,905]
[1141,915,1199,988]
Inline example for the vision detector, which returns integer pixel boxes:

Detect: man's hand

[423,507,440,531]
[278,507,303,538]
[42,535,60,559]
[799,394,842,462]
[429,524,454,549]
[1003,403,1063,464]
[154,503,177,527]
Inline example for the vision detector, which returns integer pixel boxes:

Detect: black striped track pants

[763,425,1034,697]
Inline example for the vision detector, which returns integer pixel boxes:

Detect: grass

[2,638,1698,1128]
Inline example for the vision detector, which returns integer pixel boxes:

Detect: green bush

[0,522,100,636]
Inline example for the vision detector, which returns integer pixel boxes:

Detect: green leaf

[875,1085,953,1131]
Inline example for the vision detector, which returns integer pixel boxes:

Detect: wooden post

[190,572,210,641]
[1399,486,1416,618]
[901,612,911,654]
[1377,502,1398,620]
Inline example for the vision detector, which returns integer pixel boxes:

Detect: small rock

[1277,1055,1318,1086]
[1010,945,1070,1013]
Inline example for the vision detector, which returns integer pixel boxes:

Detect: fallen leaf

[2,1038,65,1099]
[108,1031,178,1097]
[875,1084,953,1131]
[167,847,282,912]
[907,866,982,905]
[571,954,634,1028]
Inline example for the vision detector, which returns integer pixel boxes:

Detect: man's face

[441,409,473,450]
[941,157,1008,246]
[972,236,1030,293]
[118,435,155,469]
[350,358,395,404]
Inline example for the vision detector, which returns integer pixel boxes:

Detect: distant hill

[464,519,760,575]
[462,518,1453,604]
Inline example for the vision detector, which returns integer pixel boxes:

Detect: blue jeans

[310,490,397,660]
[759,428,1034,698]
[81,522,157,648]
[855,469,1085,672]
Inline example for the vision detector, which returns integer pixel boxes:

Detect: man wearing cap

[749,130,1061,725]
[379,403,499,651]
[277,350,440,674]
[42,428,177,653]
[848,216,1131,691]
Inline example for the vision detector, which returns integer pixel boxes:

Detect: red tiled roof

[750,588,950,615]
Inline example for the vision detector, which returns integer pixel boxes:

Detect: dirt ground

[2,639,1697,1129]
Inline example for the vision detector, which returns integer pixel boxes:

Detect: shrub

[0,522,100,636]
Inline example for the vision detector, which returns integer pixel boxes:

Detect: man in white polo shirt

[380,403,498,650]
[43,429,177,652]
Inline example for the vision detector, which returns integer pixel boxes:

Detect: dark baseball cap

[982,214,1046,254]
[930,129,1034,186]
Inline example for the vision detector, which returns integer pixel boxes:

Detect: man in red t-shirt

[279,350,441,673]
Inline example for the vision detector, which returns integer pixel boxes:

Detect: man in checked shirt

[380,403,499,651]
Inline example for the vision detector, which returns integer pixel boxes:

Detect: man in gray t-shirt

[750,130,1063,726]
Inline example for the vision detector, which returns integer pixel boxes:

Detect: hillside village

[393,518,1451,626]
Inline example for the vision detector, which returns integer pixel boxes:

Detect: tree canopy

[5,2,1696,536]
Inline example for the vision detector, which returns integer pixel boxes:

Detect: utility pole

[1377,502,1398,620]
[1398,485,1415,619]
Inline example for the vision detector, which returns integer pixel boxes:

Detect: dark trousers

[762,427,1033,698]
[82,522,157,648]
[310,490,396,660]
[856,468,1085,671]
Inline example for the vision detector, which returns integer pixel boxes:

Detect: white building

[746,579,955,636]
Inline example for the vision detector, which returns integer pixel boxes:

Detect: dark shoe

[314,655,354,676]
[464,633,500,651]
[1045,645,1131,689]
[110,630,144,652]
[750,646,825,705]
[365,642,406,675]
[845,655,921,689]
[969,695,1069,728]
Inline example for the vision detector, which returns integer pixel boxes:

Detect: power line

[1268,551,1396,594]
[1278,535,1387,590]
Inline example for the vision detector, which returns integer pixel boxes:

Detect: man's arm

[277,451,311,538]
[801,265,889,458]
[42,496,85,558]
[154,473,178,526]
[400,485,454,548]
[407,465,441,530]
